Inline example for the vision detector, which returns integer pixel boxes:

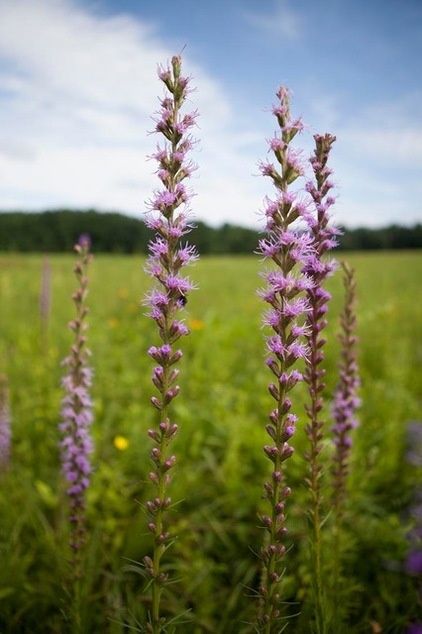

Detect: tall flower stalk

[143,55,198,633]
[331,261,360,628]
[59,234,94,573]
[0,374,11,472]
[331,261,360,514]
[405,422,422,633]
[39,256,51,353]
[302,133,338,633]
[256,86,313,632]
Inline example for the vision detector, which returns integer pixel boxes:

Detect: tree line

[0,210,421,253]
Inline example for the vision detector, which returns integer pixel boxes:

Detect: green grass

[0,251,421,632]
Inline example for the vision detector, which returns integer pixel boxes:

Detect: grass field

[0,251,421,633]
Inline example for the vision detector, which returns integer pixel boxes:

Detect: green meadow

[0,251,421,633]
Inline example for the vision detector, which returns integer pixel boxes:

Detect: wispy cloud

[341,93,422,167]
[299,86,422,227]
[242,0,303,40]
[0,0,165,207]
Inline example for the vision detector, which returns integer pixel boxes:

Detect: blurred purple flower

[77,233,91,250]
[331,262,361,510]
[406,421,422,467]
[59,238,93,558]
[0,375,11,471]
[39,256,51,350]
[404,420,422,632]
[406,550,422,576]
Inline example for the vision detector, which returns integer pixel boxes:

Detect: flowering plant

[59,234,94,566]
[143,54,199,633]
[256,85,314,632]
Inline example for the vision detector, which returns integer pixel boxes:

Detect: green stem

[306,327,327,633]
[332,506,342,632]
[151,400,170,633]
[311,492,325,634]
[260,381,287,633]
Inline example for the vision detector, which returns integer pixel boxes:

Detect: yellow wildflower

[188,318,204,331]
[113,435,129,451]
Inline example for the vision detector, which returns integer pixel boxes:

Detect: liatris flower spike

[331,261,360,512]
[143,54,198,633]
[0,374,11,472]
[329,261,360,633]
[59,234,93,568]
[39,256,51,352]
[303,133,338,483]
[302,133,338,632]
[256,85,313,632]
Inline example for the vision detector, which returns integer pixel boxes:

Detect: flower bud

[163,455,176,472]
[148,471,159,485]
[148,429,160,442]
[150,396,162,410]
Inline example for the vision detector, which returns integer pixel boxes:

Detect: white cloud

[0,0,269,226]
[0,145,147,209]
[0,0,420,230]
[341,126,422,167]
[0,0,163,150]
[295,87,422,228]
[0,0,159,110]
[242,0,302,39]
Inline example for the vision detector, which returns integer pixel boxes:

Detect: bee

[178,293,188,307]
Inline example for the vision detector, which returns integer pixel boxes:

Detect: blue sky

[0,0,421,229]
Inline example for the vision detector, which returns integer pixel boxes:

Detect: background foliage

[0,209,421,253]
[0,251,421,632]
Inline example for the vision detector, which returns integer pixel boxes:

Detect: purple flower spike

[406,550,422,576]
[256,85,312,630]
[143,54,199,630]
[77,233,91,250]
[0,375,11,472]
[39,257,51,351]
[300,132,339,631]
[331,262,360,511]
[59,238,93,567]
